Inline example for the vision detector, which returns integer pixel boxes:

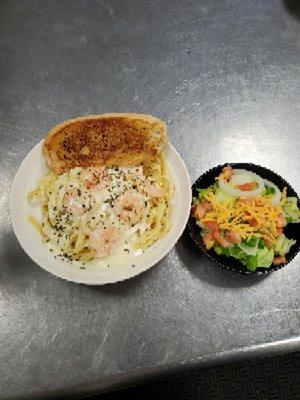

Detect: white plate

[10,141,191,285]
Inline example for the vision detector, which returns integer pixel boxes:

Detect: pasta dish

[28,155,173,262]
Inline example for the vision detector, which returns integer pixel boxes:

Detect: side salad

[191,165,300,271]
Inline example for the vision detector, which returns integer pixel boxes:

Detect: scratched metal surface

[0,0,300,399]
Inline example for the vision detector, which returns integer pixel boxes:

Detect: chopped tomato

[192,201,212,220]
[203,220,219,230]
[237,181,257,191]
[248,218,257,226]
[264,237,273,249]
[192,203,205,219]
[222,165,233,181]
[203,232,215,250]
[277,214,287,228]
[254,199,265,208]
[273,256,286,265]
[276,227,283,236]
[226,231,241,244]
[212,230,230,248]
[243,210,257,226]
[202,201,212,212]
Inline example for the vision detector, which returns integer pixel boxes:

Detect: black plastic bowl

[187,163,300,275]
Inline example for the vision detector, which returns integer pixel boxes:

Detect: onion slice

[219,169,265,198]
[264,179,281,205]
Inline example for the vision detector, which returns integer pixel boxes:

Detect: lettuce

[245,237,257,247]
[243,248,274,271]
[256,247,274,268]
[275,234,296,256]
[265,185,275,195]
[245,255,258,271]
[238,237,259,256]
[213,241,279,271]
[224,245,247,262]
[192,196,198,205]
[213,235,294,269]
[243,247,275,270]
[283,197,300,223]
[196,183,217,201]
[215,189,235,205]
[214,245,224,255]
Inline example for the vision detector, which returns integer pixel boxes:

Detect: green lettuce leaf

[238,237,259,256]
[225,245,247,262]
[265,185,275,195]
[213,244,247,262]
[213,242,276,271]
[256,247,274,268]
[215,189,235,205]
[246,255,258,271]
[275,234,296,256]
[196,183,218,201]
[283,197,300,223]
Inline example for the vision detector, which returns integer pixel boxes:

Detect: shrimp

[88,223,121,257]
[126,166,144,182]
[63,187,85,215]
[144,179,164,198]
[80,167,109,190]
[114,190,145,225]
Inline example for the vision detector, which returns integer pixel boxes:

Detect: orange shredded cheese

[201,192,283,243]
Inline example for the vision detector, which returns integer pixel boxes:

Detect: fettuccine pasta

[28,156,173,262]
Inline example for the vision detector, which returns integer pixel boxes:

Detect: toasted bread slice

[44,113,167,173]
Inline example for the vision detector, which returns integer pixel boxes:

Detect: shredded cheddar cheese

[201,192,283,243]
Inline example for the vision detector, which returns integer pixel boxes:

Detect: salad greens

[192,165,299,272]
[283,197,300,223]
[275,234,296,256]
[215,189,235,205]
[196,184,216,201]
[212,240,275,270]
[264,185,275,195]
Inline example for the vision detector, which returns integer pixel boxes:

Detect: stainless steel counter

[0,0,299,399]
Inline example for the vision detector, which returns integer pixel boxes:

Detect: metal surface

[0,0,299,399]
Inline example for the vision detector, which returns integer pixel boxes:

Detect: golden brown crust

[44,113,167,173]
